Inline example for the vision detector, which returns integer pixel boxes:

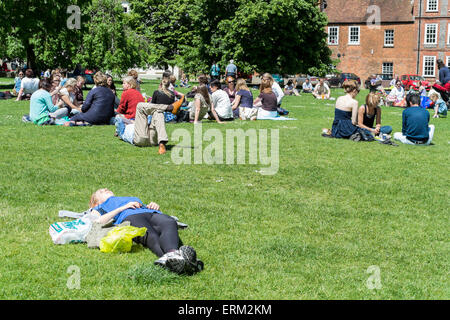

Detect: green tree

[127,0,193,71]
[0,0,91,70]
[74,0,149,76]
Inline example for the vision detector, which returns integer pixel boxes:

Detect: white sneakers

[154,246,204,275]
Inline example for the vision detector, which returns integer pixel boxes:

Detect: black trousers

[124,213,182,257]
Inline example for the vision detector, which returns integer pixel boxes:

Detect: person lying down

[89,188,203,275]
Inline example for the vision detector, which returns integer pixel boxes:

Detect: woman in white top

[16,69,39,101]
[387,80,406,107]
[59,78,82,113]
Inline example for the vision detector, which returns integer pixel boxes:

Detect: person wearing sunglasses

[387,80,406,107]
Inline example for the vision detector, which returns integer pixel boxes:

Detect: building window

[423,56,436,77]
[426,0,438,12]
[424,24,438,44]
[327,26,339,45]
[447,56,450,68]
[348,26,360,45]
[384,30,394,47]
[382,63,394,78]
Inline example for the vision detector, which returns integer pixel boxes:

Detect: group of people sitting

[114,71,295,154]
[324,80,436,146]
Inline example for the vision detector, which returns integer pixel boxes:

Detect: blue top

[70,86,115,124]
[93,196,162,225]
[210,64,220,76]
[331,108,358,139]
[29,89,59,125]
[237,89,253,108]
[402,106,430,142]
[14,77,22,92]
[226,63,237,74]
[439,66,450,85]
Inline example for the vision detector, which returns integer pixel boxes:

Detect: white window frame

[348,26,360,45]
[424,24,438,45]
[426,0,439,12]
[382,62,394,78]
[447,56,450,68]
[327,26,339,45]
[423,56,436,77]
[447,23,450,45]
[384,30,394,47]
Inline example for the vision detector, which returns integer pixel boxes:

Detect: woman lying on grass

[89,188,203,275]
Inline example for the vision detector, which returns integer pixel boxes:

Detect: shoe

[165,251,187,274]
[171,95,185,115]
[179,246,204,275]
[158,143,166,155]
[179,246,197,264]
[154,254,169,268]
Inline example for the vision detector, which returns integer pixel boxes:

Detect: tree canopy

[0,0,332,76]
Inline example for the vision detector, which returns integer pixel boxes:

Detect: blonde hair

[235,78,249,92]
[123,76,137,89]
[89,189,103,208]
[429,92,439,101]
[365,92,381,109]
[159,78,174,97]
[64,78,77,89]
[94,71,107,87]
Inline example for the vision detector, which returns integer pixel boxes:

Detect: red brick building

[323,0,449,83]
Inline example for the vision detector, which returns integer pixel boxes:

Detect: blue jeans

[361,126,392,136]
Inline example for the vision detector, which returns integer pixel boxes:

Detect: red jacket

[116,88,144,119]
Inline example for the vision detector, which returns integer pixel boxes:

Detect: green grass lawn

[0,77,448,299]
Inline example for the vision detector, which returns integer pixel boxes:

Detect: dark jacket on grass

[70,86,115,124]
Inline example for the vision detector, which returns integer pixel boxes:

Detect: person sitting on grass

[29,78,66,125]
[393,93,435,146]
[312,78,331,100]
[357,92,392,139]
[115,96,185,154]
[429,92,447,118]
[284,79,300,96]
[232,78,257,121]
[64,72,115,126]
[16,69,40,101]
[88,188,203,275]
[387,80,406,107]
[209,79,233,122]
[73,76,85,107]
[254,76,278,120]
[12,70,24,97]
[115,76,144,122]
[302,78,313,93]
[180,74,190,88]
[326,80,360,139]
[58,78,82,115]
[224,76,237,118]
[178,84,221,123]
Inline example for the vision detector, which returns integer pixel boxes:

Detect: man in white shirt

[302,79,313,93]
[209,80,233,121]
[312,78,331,99]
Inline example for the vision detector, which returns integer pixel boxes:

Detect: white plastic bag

[49,214,96,245]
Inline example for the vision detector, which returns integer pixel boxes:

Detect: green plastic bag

[99,226,147,253]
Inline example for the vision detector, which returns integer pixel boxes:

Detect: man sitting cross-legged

[393,93,435,146]
[115,97,184,154]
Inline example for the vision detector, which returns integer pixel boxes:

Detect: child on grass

[89,188,203,275]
